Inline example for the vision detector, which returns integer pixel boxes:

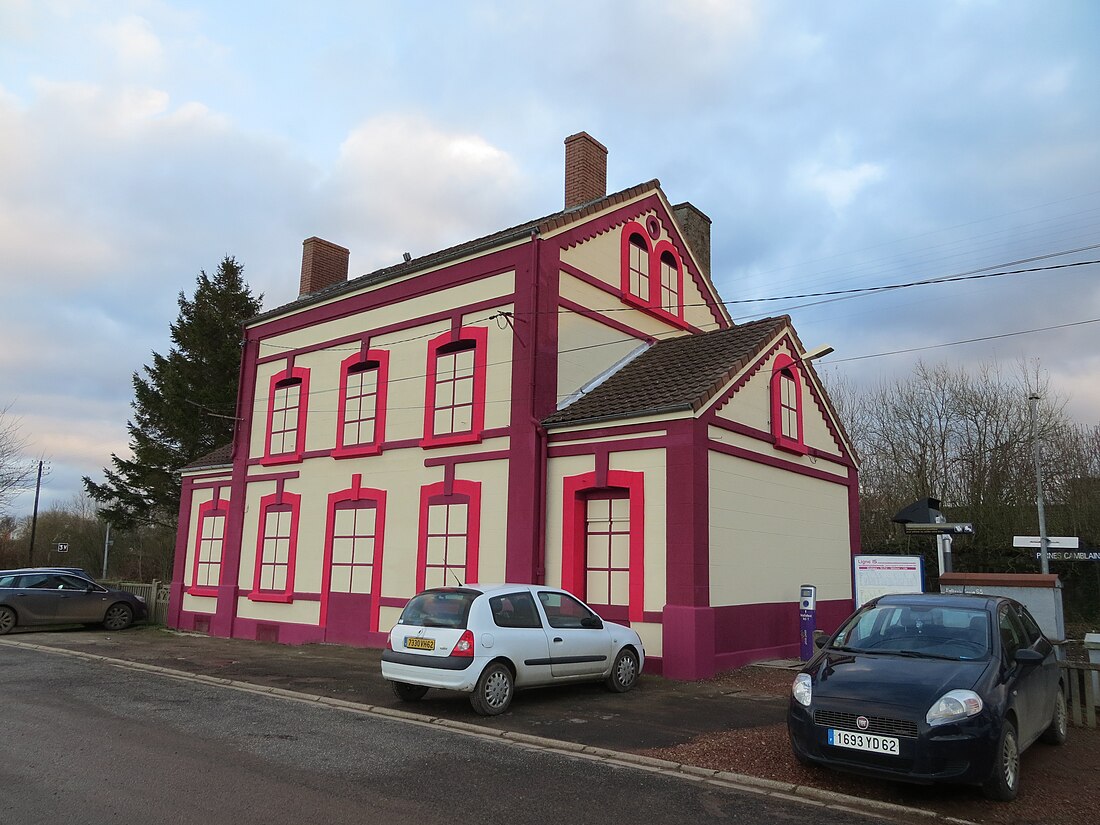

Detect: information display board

[853,555,924,607]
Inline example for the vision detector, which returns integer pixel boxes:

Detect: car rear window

[397,589,478,629]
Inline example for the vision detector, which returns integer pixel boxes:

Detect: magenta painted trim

[619,220,652,303]
[550,194,728,329]
[186,497,229,597]
[333,349,389,457]
[547,434,666,459]
[709,440,850,486]
[701,333,854,466]
[420,326,488,448]
[546,419,670,443]
[561,470,645,623]
[253,294,516,367]
[707,416,856,470]
[249,490,301,601]
[422,448,511,468]
[249,247,527,341]
[557,294,659,344]
[169,476,198,629]
[770,353,807,455]
[320,477,387,633]
[651,239,685,323]
[664,418,710,607]
[415,479,482,592]
[261,365,310,465]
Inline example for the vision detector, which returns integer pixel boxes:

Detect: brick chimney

[564,132,608,209]
[673,202,712,278]
[299,236,350,298]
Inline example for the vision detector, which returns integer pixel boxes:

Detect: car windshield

[832,603,991,660]
[397,589,478,629]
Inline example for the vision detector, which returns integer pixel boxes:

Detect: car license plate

[404,636,435,651]
[828,729,900,755]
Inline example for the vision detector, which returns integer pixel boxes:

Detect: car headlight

[792,673,812,707]
[926,689,983,726]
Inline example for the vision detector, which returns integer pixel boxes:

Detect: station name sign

[1034,551,1100,562]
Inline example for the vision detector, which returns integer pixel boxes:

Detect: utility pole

[1029,393,1050,575]
[27,459,43,566]
[101,521,112,579]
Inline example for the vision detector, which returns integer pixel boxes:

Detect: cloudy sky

[2,0,1098,517]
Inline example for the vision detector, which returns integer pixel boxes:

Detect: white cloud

[799,161,886,212]
[321,114,530,272]
[96,14,165,73]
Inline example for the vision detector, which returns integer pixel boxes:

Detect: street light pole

[1029,393,1050,575]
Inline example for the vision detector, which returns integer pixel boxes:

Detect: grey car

[0,569,148,634]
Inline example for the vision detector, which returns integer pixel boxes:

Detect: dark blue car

[787,593,1066,801]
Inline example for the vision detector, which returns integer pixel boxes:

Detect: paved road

[2,646,897,825]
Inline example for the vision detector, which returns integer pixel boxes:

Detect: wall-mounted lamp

[801,344,834,363]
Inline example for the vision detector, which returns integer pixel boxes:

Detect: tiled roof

[252,180,662,324]
[181,443,233,471]
[542,317,789,427]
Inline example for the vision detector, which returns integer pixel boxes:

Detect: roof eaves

[543,402,694,430]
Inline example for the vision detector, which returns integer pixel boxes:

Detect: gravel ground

[640,666,1099,825]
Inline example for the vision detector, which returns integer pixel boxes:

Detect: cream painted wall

[543,448,668,617]
[709,451,852,607]
[182,593,217,613]
[707,426,851,483]
[249,316,516,460]
[556,310,645,405]
[235,596,320,626]
[233,445,511,626]
[712,343,844,459]
[179,482,229,590]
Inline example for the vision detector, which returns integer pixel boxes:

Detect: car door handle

[553,637,563,643]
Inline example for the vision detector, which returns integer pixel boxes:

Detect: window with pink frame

[329,501,379,594]
[264,366,309,464]
[189,498,228,595]
[619,221,684,322]
[422,328,487,447]
[770,354,807,454]
[584,492,631,609]
[335,351,388,456]
[251,491,300,602]
[416,480,480,591]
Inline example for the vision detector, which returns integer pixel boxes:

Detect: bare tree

[0,404,34,515]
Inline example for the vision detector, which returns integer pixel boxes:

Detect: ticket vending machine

[799,585,817,661]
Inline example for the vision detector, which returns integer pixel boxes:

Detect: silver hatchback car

[381,584,645,715]
[0,569,148,634]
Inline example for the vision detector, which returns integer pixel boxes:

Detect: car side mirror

[813,630,828,649]
[581,616,604,630]
[1014,647,1044,666]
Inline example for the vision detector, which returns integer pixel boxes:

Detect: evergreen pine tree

[84,257,262,528]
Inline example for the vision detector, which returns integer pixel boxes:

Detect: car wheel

[470,662,513,716]
[983,720,1020,801]
[605,648,639,693]
[0,606,16,635]
[391,681,429,702]
[102,603,134,632]
[1040,688,1068,745]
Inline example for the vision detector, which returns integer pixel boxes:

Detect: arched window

[263,365,310,464]
[335,350,389,457]
[422,327,488,447]
[770,354,807,454]
[659,250,679,314]
[627,234,649,300]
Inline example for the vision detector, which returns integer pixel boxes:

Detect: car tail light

[385,635,393,651]
[450,629,475,658]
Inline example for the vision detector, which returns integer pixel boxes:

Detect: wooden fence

[1061,661,1099,729]
[104,580,171,626]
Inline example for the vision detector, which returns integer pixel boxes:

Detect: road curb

[2,639,977,825]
